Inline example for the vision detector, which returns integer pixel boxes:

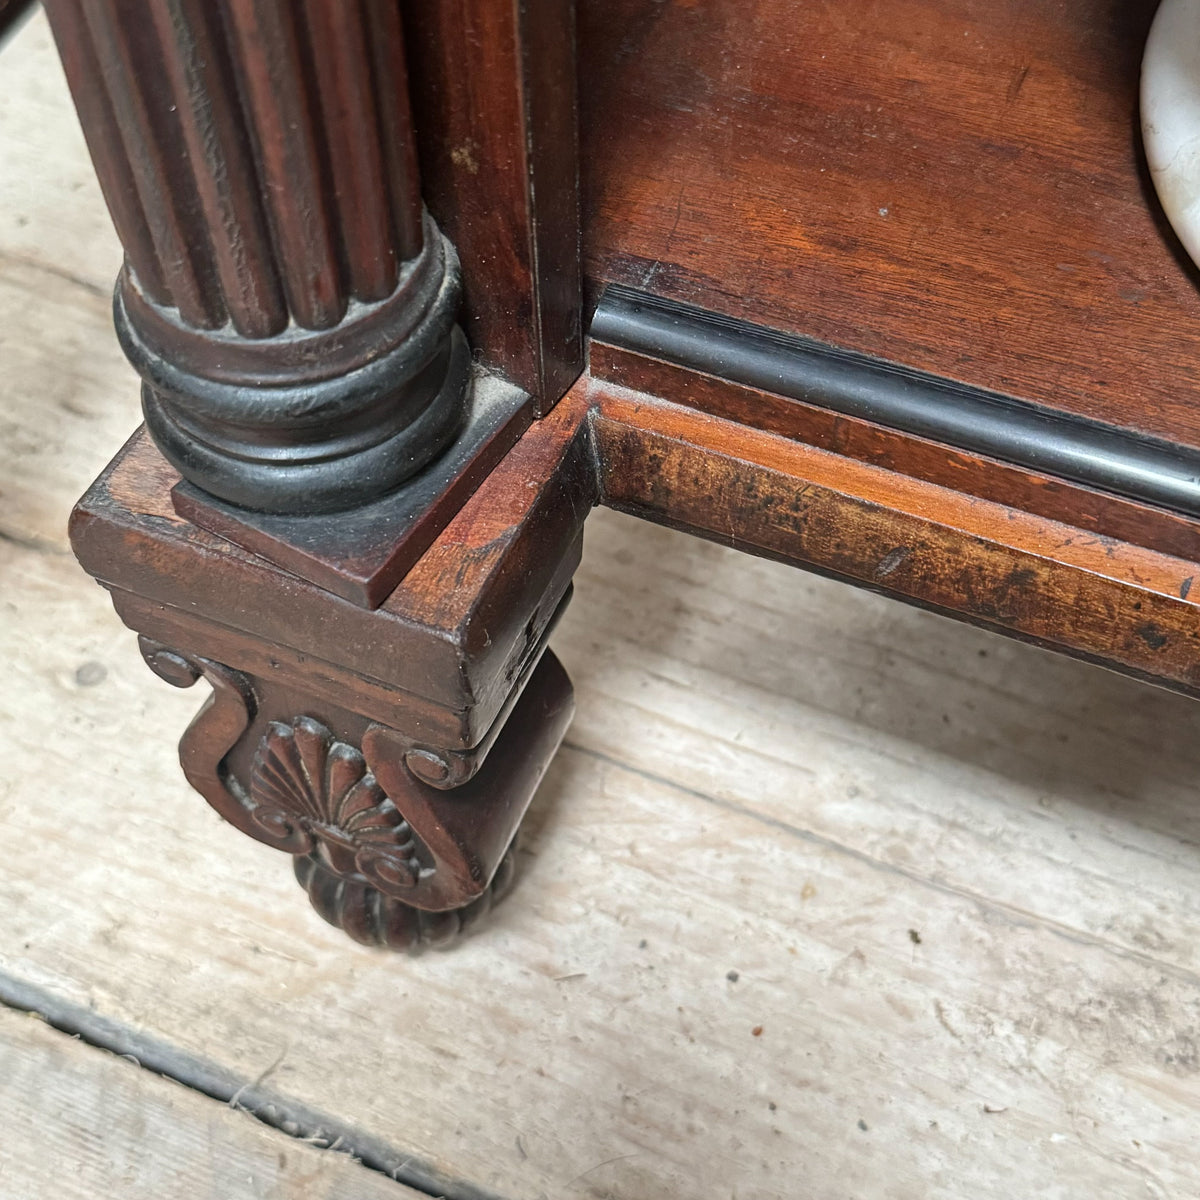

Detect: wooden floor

[4,14,1200,1199]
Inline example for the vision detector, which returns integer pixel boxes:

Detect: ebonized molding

[0,0,36,44]
[591,286,1200,518]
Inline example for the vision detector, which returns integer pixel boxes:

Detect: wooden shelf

[580,0,1200,451]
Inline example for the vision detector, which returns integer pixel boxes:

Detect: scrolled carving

[133,636,572,950]
[138,637,302,856]
[404,746,468,789]
[138,636,201,688]
[250,716,421,892]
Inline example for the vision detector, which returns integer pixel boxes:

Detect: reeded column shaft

[44,0,467,514]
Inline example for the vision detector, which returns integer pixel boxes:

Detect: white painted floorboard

[2,14,1200,1200]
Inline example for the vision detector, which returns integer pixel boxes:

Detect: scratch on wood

[1006,64,1030,104]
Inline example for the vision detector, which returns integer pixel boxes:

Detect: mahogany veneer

[580,0,1200,448]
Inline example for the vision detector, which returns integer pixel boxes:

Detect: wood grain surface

[10,461,1200,1198]
[591,339,1200,565]
[592,383,1200,700]
[402,0,583,409]
[579,0,1200,449]
[0,1006,423,1200]
[7,14,1200,1200]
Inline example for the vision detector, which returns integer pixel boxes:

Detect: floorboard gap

[0,970,508,1200]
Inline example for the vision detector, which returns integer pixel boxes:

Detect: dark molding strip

[591,285,1200,518]
[0,0,38,46]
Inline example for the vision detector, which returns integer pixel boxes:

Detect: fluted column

[44,0,469,514]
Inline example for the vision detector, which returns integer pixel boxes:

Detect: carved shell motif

[249,716,421,895]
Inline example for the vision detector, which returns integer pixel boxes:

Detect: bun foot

[294,840,519,952]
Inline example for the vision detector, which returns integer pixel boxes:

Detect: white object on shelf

[1143,0,1200,267]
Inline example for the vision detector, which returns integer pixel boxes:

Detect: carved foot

[140,636,572,950]
[72,393,592,954]
[294,839,519,951]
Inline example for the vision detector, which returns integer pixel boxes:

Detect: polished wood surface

[70,391,591,748]
[170,377,534,608]
[591,339,1200,565]
[580,0,1200,449]
[69,390,590,943]
[403,0,583,410]
[590,379,1200,700]
[47,0,423,334]
[42,0,472,514]
[43,0,591,948]
[34,0,1200,971]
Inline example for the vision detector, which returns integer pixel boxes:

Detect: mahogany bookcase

[38,0,1200,948]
